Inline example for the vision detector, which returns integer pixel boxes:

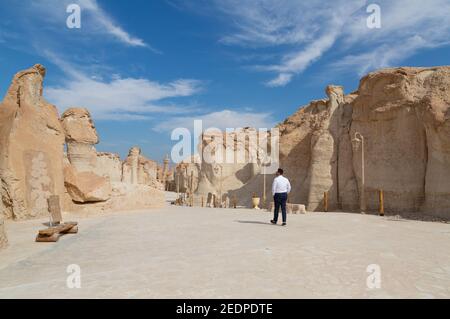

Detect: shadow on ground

[235,220,273,226]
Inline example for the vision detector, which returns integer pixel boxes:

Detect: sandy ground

[1,202,450,299]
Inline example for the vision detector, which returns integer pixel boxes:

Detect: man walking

[271,168,291,226]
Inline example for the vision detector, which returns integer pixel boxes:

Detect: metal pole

[263,164,266,209]
[176,167,180,196]
[361,134,366,213]
[379,189,384,216]
[220,166,223,208]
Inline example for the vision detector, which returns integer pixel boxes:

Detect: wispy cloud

[23,0,156,51]
[154,109,276,132]
[44,53,203,120]
[77,0,157,51]
[177,0,450,87]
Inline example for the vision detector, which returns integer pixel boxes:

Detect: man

[271,168,291,226]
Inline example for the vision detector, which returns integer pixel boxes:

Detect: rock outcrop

[122,147,163,190]
[350,67,450,217]
[279,66,450,217]
[95,152,122,182]
[0,64,166,229]
[193,128,266,207]
[61,111,165,211]
[61,108,112,203]
[187,66,450,218]
[0,64,66,220]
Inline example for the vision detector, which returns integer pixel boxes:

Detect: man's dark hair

[277,168,284,175]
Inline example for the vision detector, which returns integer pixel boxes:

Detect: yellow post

[324,192,329,212]
[379,189,384,216]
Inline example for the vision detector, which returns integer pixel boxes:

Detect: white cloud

[26,0,154,50]
[331,36,436,76]
[77,0,152,49]
[154,109,276,132]
[266,73,292,88]
[183,0,450,86]
[44,55,203,120]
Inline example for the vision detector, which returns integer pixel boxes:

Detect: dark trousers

[273,192,288,223]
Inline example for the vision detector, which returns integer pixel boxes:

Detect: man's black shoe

[282,223,287,226]
[270,220,277,225]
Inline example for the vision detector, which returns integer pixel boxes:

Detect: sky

[1,0,449,163]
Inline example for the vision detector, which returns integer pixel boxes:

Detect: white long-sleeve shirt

[272,175,291,195]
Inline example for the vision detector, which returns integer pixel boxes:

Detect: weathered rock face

[106,183,165,211]
[95,152,122,182]
[351,67,450,216]
[0,215,7,249]
[61,107,112,204]
[280,66,450,216]
[61,108,99,172]
[193,128,267,207]
[122,147,162,189]
[0,64,66,220]
[175,155,200,194]
[64,163,111,203]
[189,66,450,217]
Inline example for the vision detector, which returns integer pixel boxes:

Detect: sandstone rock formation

[61,111,165,211]
[192,128,267,207]
[122,147,163,190]
[106,183,165,211]
[0,64,166,229]
[279,66,450,217]
[350,67,450,217]
[64,163,112,203]
[0,64,66,220]
[95,152,122,182]
[61,108,112,203]
[186,66,450,218]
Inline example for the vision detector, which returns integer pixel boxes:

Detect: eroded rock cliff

[280,66,450,217]
[0,64,66,220]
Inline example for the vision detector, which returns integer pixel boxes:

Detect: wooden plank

[47,195,62,224]
[61,226,78,234]
[323,192,329,212]
[36,233,60,242]
[38,223,76,236]
[379,189,385,216]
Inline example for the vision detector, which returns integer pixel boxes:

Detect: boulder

[64,163,111,203]
[0,64,66,220]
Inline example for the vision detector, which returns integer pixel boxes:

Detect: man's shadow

[235,220,272,226]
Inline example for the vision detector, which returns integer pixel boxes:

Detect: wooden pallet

[36,222,78,242]
[36,195,79,243]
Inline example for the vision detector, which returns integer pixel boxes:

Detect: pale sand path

[1,203,450,298]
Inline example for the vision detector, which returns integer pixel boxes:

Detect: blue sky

[1,0,450,163]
